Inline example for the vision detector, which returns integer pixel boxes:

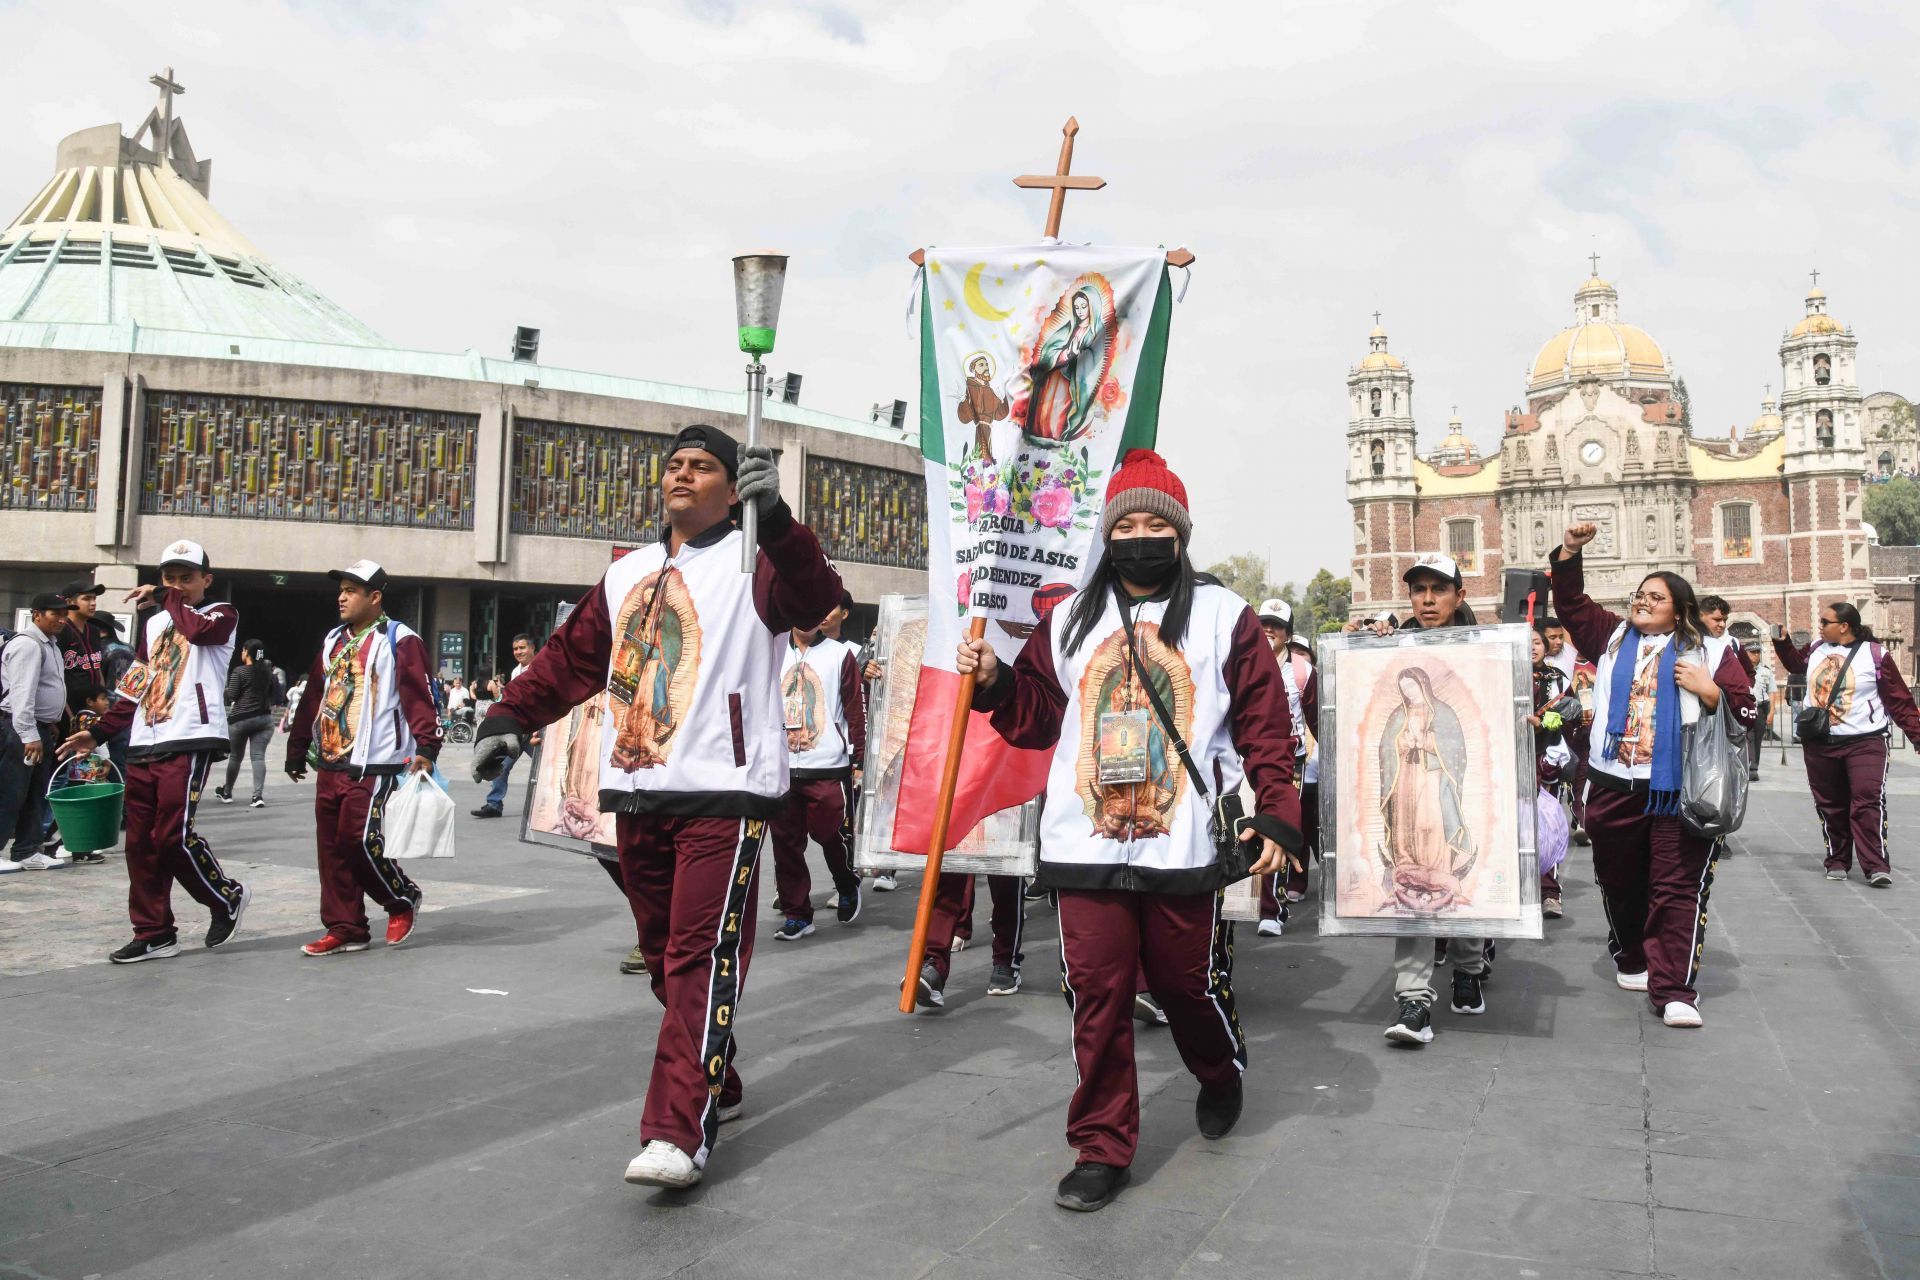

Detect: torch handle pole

[898,614,989,1013]
[742,360,765,573]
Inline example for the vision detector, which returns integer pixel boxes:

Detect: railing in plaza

[2,383,100,512]
[140,392,478,528]
[805,454,928,571]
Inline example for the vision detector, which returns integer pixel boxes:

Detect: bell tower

[1348,317,1418,614]
[1778,275,1868,632]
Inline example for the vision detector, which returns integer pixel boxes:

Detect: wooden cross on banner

[909,117,1195,266]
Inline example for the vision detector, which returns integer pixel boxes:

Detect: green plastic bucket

[47,780,125,854]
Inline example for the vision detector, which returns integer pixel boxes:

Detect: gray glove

[736,444,780,516]
[471,731,524,783]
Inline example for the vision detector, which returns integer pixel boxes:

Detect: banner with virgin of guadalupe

[892,243,1176,855]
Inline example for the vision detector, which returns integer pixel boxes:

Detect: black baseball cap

[29,592,72,613]
[669,424,740,478]
[60,579,106,599]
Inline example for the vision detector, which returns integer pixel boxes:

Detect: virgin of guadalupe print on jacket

[139,626,192,724]
[609,568,703,771]
[317,636,374,765]
[1808,650,1857,728]
[1074,621,1193,841]
[1331,642,1523,923]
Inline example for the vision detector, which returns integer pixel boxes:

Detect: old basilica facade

[1347,268,1895,650]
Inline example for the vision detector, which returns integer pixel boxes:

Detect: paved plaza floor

[2,744,1917,1279]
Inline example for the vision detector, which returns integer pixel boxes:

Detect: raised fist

[1562,522,1598,554]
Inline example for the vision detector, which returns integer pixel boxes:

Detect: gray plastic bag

[1681,706,1748,839]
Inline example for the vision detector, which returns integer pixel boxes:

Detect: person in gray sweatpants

[217,640,277,807]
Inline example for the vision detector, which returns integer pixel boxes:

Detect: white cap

[1256,598,1293,626]
[328,559,389,592]
[1403,552,1462,588]
[158,539,210,570]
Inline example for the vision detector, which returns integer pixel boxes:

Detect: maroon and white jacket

[93,590,238,759]
[285,618,442,776]
[780,635,866,780]
[974,580,1303,894]
[484,502,841,819]
[1772,636,1920,741]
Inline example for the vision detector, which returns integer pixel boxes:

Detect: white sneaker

[20,852,64,870]
[0,858,23,874]
[1616,970,1649,992]
[623,1141,702,1188]
[50,845,72,862]
[1662,1001,1703,1028]
[952,935,969,952]
[872,873,898,892]
[1256,917,1285,937]
[1283,889,1305,904]
[716,1101,744,1123]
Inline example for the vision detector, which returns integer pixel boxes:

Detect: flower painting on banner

[891,243,1176,854]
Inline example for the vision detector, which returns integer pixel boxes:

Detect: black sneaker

[1572,825,1591,847]
[72,850,107,864]
[470,805,502,819]
[835,884,862,924]
[1451,968,1486,1015]
[206,883,252,949]
[1023,878,1048,901]
[213,787,233,804]
[1055,1161,1129,1212]
[1195,1081,1243,1140]
[1384,996,1433,1045]
[109,937,181,964]
[249,796,265,809]
[1132,992,1169,1026]
[903,961,944,1009]
[773,917,815,941]
[987,964,1021,995]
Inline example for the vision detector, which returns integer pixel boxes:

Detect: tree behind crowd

[1204,553,1351,636]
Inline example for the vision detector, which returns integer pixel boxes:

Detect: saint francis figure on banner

[1021,277,1117,446]
[956,352,1010,464]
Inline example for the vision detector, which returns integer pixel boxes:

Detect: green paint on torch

[737,326,777,356]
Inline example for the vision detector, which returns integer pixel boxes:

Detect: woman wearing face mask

[1771,602,1920,887]
[1550,522,1755,1028]
[956,449,1305,1214]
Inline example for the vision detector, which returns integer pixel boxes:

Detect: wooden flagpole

[899,117,1185,1014]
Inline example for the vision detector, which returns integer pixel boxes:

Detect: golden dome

[1360,350,1405,370]
[1530,322,1670,389]
[1751,394,1783,435]
[1789,285,1843,337]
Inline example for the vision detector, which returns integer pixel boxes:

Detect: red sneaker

[301,932,370,957]
[386,909,417,947]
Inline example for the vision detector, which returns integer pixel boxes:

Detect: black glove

[736,444,780,517]
[472,714,527,782]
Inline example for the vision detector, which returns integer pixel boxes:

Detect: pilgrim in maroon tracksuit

[1252,602,1318,928]
[1771,603,1920,883]
[769,613,867,936]
[958,450,1304,1213]
[473,425,840,1190]
[1549,525,1754,1026]
[284,561,442,954]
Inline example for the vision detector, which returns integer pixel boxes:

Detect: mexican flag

[891,243,1176,854]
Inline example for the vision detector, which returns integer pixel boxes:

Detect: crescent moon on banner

[963,264,1014,322]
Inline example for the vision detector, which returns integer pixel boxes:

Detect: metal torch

[731,253,788,572]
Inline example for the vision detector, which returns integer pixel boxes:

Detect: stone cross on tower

[1589,251,1602,276]
[149,66,184,151]
[1372,310,1383,326]
[1809,267,1821,289]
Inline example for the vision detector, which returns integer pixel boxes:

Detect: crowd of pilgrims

[13,427,1912,1215]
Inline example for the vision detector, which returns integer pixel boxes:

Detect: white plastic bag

[384,771,456,859]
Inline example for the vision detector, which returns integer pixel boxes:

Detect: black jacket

[226,660,276,720]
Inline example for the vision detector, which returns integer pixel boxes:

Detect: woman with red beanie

[957,449,1307,1213]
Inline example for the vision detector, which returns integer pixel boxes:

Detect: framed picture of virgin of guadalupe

[1316,624,1541,940]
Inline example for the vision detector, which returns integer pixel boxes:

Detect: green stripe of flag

[1115,265,1172,455]
[919,274,944,464]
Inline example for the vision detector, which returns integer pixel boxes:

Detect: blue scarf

[1601,628,1683,815]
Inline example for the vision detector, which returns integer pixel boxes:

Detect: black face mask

[1109,536,1181,590]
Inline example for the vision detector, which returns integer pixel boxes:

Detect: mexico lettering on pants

[1584,782,1718,1009]
[1055,888,1245,1168]
[618,812,766,1167]
[124,751,245,942]
[313,770,422,942]
[769,776,859,922]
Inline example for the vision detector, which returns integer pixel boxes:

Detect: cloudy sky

[5,0,1916,583]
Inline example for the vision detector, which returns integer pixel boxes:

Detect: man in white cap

[61,540,251,962]
[283,561,440,956]
[1253,598,1318,935]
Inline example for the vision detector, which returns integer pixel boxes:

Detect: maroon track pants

[1056,888,1245,1168]
[1584,784,1718,1010]
[124,752,245,943]
[926,872,1026,980]
[769,776,858,922]
[598,855,645,943]
[313,771,422,943]
[617,812,766,1167]
[1802,734,1892,876]
[1259,781,1317,917]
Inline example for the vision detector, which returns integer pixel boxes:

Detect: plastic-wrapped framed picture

[1316,624,1541,940]
[854,594,1040,877]
[520,691,618,865]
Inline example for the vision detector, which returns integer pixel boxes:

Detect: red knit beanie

[1102,448,1191,541]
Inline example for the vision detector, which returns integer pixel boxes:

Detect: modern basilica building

[1347,264,1916,655]
[0,75,926,680]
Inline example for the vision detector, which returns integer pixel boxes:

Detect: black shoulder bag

[1112,586,1255,886]
[1795,639,1863,744]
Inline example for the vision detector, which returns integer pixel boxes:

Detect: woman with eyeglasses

[1771,602,1920,887]
[1550,523,1756,1028]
